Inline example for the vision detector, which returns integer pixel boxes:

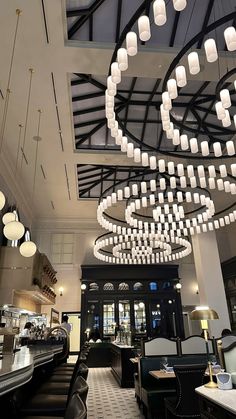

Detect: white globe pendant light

[19,240,37,257]
[173,0,187,11]
[2,211,16,225]
[0,191,6,210]
[3,220,25,241]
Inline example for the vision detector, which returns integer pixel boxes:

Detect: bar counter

[110,342,135,388]
[0,344,63,395]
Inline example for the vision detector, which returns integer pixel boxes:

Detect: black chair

[18,373,88,417]
[38,375,88,404]
[21,392,86,419]
[165,363,206,418]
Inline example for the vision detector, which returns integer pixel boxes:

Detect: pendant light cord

[15,124,23,174]
[0,9,22,154]
[32,110,42,203]
[20,68,34,169]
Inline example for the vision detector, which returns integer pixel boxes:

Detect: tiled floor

[87,368,145,419]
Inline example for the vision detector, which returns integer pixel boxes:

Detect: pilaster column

[191,231,230,337]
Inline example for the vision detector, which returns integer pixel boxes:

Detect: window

[89,282,99,291]
[149,282,158,291]
[51,233,74,264]
[134,301,146,333]
[162,281,171,289]
[118,282,129,290]
[103,302,115,335]
[133,282,143,291]
[103,282,114,291]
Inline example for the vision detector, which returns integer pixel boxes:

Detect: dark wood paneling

[81,264,179,281]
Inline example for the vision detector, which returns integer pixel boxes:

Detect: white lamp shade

[107,76,116,96]
[162,91,172,110]
[180,134,189,150]
[20,241,37,257]
[138,15,151,42]
[213,142,222,157]
[167,79,178,99]
[173,0,187,11]
[220,89,231,109]
[126,32,137,56]
[204,38,218,62]
[226,141,235,156]
[215,101,226,120]
[222,110,231,127]
[2,212,16,225]
[224,26,236,51]
[111,62,121,84]
[0,191,6,210]
[201,141,209,156]
[188,51,200,75]
[3,220,25,240]
[175,65,187,87]
[189,137,198,153]
[117,48,128,71]
[173,129,180,145]
[153,0,167,26]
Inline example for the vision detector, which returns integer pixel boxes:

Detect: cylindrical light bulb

[153,0,167,26]
[138,15,151,42]
[188,51,200,75]
[175,65,187,87]
[224,26,236,51]
[220,89,231,109]
[117,48,128,71]
[173,0,187,12]
[204,38,218,62]
[167,79,178,99]
[126,32,138,56]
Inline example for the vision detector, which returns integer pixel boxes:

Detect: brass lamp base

[204,380,218,389]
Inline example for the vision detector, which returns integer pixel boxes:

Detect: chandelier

[93,0,236,264]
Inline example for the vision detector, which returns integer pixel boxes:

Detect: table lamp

[190,306,219,388]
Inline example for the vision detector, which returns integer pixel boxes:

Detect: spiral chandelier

[93,0,236,264]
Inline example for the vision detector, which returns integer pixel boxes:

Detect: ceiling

[0,0,235,233]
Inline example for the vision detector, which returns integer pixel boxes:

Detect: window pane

[52,243,62,253]
[134,301,146,333]
[62,253,73,264]
[63,243,73,253]
[103,302,115,335]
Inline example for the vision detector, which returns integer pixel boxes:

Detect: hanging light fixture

[0,10,22,213]
[19,229,37,257]
[153,0,167,26]
[20,110,42,258]
[204,38,218,62]
[3,210,25,241]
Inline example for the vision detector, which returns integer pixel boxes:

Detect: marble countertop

[0,345,63,396]
[196,385,236,414]
[111,342,134,349]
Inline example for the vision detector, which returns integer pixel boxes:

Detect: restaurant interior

[1,0,236,418]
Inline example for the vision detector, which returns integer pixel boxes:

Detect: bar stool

[18,375,88,417]
[21,392,86,419]
[38,376,88,405]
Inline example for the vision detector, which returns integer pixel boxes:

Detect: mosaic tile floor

[87,368,145,419]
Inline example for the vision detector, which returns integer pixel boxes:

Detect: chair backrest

[64,392,87,419]
[181,335,213,355]
[67,375,89,406]
[222,341,236,385]
[144,337,178,356]
[221,335,236,349]
[173,364,206,416]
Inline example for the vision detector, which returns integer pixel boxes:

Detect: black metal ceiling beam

[73,105,105,116]
[169,12,180,47]
[68,0,106,39]
[89,15,93,41]
[72,91,105,101]
[74,118,106,129]
[124,77,137,129]
[75,73,126,102]
[115,0,123,43]
[197,0,215,48]
[141,79,162,146]
[67,9,89,17]
[75,121,106,146]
